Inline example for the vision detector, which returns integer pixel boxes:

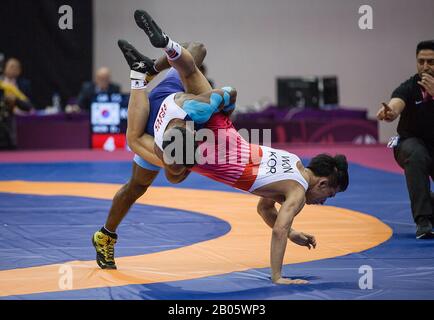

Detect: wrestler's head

[305,154,349,205]
[162,121,199,169]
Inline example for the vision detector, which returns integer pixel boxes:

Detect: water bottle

[52,92,61,113]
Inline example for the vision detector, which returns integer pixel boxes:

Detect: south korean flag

[91,102,120,125]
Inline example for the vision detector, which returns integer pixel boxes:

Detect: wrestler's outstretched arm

[269,184,312,285]
[257,197,317,249]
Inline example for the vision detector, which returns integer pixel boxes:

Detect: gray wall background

[94,0,434,142]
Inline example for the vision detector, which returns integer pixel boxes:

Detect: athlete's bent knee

[188,42,207,66]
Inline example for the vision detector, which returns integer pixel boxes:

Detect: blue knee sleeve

[183,93,223,124]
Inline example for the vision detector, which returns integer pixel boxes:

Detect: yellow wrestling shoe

[92,228,118,269]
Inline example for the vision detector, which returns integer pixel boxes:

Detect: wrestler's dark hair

[307,154,349,191]
[162,126,199,168]
[417,40,434,55]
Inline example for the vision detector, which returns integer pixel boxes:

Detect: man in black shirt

[76,67,121,111]
[377,40,434,239]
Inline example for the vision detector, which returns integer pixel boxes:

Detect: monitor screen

[277,77,319,108]
[322,77,339,106]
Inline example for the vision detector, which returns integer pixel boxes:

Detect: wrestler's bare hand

[273,277,309,285]
[289,230,317,249]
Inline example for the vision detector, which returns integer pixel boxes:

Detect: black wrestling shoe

[117,39,155,74]
[134,10,169,48]
[92,229,117,269]
[416,217,434,239]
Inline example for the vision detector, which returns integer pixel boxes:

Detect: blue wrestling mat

[1,158,433,300]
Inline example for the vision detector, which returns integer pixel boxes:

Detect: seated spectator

[0,85,32,149]
[76,67,121,111]
[0,57,34,112]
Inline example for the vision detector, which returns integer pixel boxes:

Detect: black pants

[394,137,434,224]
